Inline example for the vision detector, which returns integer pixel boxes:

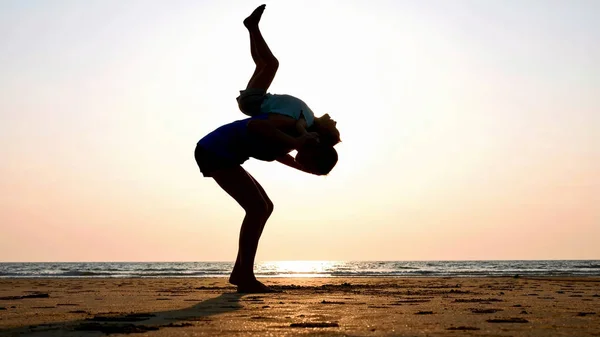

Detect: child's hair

[296,144,338,175]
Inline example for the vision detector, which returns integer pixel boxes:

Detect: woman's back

[198,114,296,164]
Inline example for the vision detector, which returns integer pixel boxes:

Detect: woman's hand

[275,154,314,174]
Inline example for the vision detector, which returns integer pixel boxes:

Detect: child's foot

[237,279,279,293]
[243,4,266,29]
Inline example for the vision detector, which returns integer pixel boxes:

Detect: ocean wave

[573,264,600,269]
[0,272,26,277]
[133,271,229,277]
[58,271,115,277]
[329,270,433,276]
[127,268,199,272]
[392,266,420,270]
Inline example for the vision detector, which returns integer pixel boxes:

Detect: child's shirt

[261,93,315,127]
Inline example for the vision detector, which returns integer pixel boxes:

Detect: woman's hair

[321,129,341,147]
[296,144,338,175]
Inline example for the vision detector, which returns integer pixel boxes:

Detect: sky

[1,0,598,262]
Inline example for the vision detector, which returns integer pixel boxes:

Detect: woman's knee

[265,199,274,217]
[244,200,271,220]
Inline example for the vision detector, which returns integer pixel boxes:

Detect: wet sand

[0,277,599,336]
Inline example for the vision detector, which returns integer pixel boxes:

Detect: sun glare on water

[257,261,341,277]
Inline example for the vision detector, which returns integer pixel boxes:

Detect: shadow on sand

[0,292,245,336]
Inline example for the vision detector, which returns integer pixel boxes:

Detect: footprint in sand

[471,308,503,314]
[290,322,339,328]
[447,326,480,331]
[0,293,49,300]
[87,313,156,322]
[576,312,596,317]
[487,317,529,323]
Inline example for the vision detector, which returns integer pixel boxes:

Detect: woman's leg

[247,173,274,238]
[211,166,275,293]
[244,4,279,90]
[229,173,273,284]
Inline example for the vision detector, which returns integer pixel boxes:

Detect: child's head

[310,114,340,146]
[295,144,338,176]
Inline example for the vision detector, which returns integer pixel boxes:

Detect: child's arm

[275,154,314,174]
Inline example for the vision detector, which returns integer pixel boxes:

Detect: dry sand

[0,277,599,336]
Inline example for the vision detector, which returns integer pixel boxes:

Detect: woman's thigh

[211,166,269,214]
[246,172,273,210]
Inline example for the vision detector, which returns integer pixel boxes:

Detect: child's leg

[211,166,275,293]
[244,4,279,90]
[246,6,265,68]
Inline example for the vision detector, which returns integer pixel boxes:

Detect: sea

[1,260,599,278]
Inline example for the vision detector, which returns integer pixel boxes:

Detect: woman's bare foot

[237,279,279,293]
[229,270,242,286]
[243,4,266,29]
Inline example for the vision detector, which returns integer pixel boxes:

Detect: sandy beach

[0,277,599,336]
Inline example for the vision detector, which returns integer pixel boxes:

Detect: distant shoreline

[2,260,600,279]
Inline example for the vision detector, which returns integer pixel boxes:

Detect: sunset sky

[1,0,598,262]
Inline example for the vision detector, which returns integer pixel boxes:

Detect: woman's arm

[296,118,308,135]
[275,154,313,174]
[247,115,317,150]
[296,118,321,141]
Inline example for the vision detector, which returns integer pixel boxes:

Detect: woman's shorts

[194,145,238,177]
[236,88,267,116]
